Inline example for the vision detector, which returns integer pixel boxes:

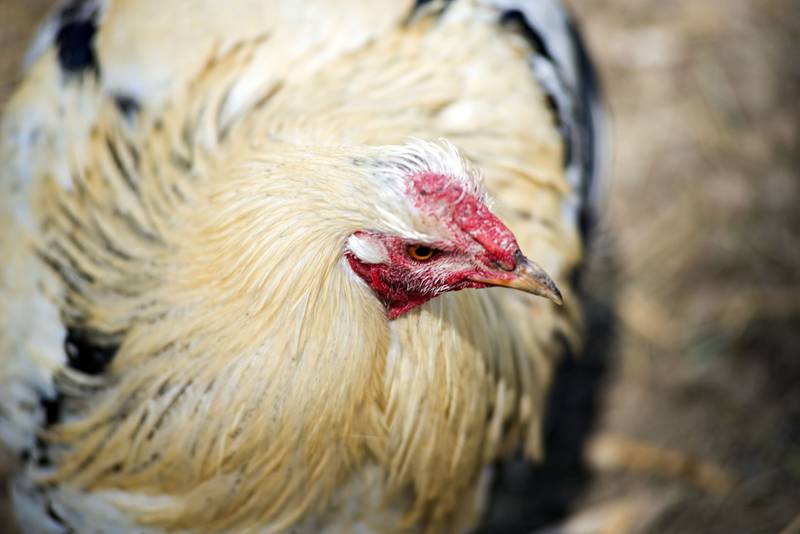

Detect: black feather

[569,20,603,240]
[55,1,100,76]
[114,94,141,119]
[408,0,454,21]
[497,6,603,243]
[499,10,555,62]
[64,327,119,376]
[39,392,63,428]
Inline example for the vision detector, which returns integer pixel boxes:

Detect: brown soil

[558,0,800,531]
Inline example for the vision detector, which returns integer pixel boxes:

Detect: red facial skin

[346,172,524,319]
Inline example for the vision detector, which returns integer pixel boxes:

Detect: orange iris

[408,245,435,261]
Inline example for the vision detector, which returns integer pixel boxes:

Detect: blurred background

[1,1,798,532]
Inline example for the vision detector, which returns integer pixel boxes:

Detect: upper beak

[471,255,563,305]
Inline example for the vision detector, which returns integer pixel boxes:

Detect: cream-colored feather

[1,0,591,532]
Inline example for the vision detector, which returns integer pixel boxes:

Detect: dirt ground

[557,0,800,531]
[1,1,799,533]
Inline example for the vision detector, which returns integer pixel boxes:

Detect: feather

[1,1,601,532]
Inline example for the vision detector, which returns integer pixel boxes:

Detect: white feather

[346,234,389,264]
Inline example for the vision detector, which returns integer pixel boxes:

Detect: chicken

[0,0,601,532]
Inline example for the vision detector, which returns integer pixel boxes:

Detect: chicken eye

[408,245,435,261]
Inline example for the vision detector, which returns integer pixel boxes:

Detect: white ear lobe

[347,234,389,264]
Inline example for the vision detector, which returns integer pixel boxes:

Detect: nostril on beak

[494,260,515,272]
[492,249,521,272]
[491,249,524,272]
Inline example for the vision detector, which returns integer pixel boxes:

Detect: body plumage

[0,0,601,531]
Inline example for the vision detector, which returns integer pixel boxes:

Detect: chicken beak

[472,256,564,305]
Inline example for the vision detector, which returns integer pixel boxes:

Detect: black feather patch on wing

[500,10,554,62]
[55,1,100,76]
[497,5,603,242]
[568,20,602,240]
[499,9,571,160]
[64,328,119,376]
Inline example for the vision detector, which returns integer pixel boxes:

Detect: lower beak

[471,256,563,305]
